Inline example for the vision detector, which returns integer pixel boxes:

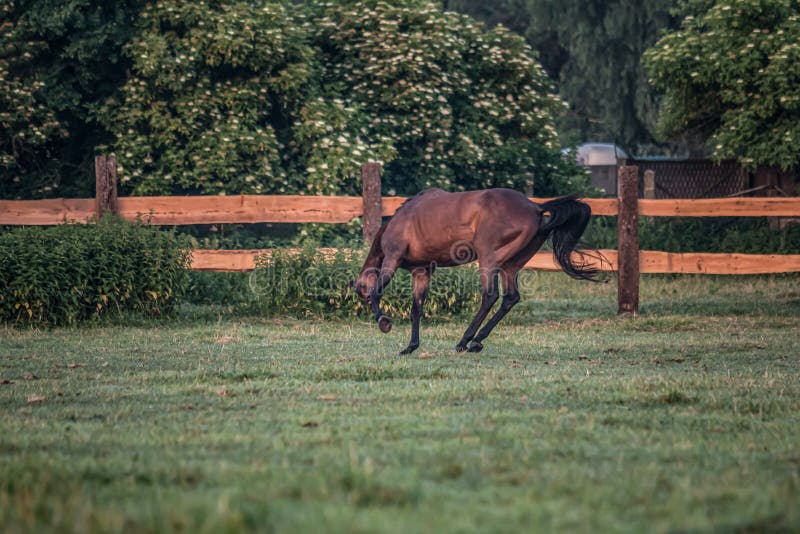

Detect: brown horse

[352,188,599,354]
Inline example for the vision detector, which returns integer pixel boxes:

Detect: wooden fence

[2,156,799,313]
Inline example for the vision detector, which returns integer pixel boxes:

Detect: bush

[248,245,482,320]
[0,216,191,326]
[583,217,800,254]
[186,271,253,307]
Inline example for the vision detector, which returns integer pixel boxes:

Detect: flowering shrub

[300,0,582,195]
[644,0,800,169]
[99,0,585,197]
[99,1,312,195]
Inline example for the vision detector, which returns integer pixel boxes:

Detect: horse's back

[396,188,535,215]
[384,188,541,267]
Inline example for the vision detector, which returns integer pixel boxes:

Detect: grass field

[1,274,799,532]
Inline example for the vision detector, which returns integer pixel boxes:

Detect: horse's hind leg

[400,267,431,355]
[467,268,522,352]
[456,263,500,352]
[466,235,547,352]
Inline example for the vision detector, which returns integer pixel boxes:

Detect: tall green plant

[0,216,191,326]
[249,245,482,320]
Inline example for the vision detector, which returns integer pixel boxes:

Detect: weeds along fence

[2,156,800,314]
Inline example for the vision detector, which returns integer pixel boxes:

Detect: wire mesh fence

[629,159,746,199]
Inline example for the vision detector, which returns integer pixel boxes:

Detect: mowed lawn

[1,274,799,533]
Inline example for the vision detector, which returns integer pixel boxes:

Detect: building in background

[572,143,628,196]
[572,143,797,200]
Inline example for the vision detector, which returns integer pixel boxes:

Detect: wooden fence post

[643,170,655,200]
[361,162,382,244]
[95,154,117,218]
[617,165,639,315]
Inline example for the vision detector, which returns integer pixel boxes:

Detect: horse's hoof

[378,315,392,333]
[467,341,483,353]
[455,343,468,352]
[399,344,418,355]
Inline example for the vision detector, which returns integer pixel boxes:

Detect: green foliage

[99,0,313,196]
[443,0,523,29]
[449,0,678,152]
[644,0,800,168]
[0,216,191,326]
[186,271,253,306]
[94,0,587,197]
[584,215,800,253]
[249,244,482,319]
[0,0,142,199]
[299,0,585,196]
[2,0,589,199]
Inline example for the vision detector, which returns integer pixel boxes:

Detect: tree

[104,0,585,197]
[643,0,800,169]
[3,0,587,199]
[299,0,584,196]
[448,0,677,152]
[443,0,527,32]
[99,0,313,196]
[0,0,142,199]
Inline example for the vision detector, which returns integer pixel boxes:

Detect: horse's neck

[363,246,384,270]
[362,225,386,270]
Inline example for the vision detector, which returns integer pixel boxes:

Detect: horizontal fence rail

[4,196,800,226]
[637,251,800,274]
[189,248,800,275]
[2,159,799,313]
[118,195,364,225]
[637,197,800,217]
[189,249,619,273]
[0,198,96,225]
[0,196,617,224]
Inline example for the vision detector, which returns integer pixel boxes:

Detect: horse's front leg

[369,256,400,333]
[400,267,431,355]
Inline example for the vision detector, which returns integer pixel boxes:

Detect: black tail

[537,194,599,281]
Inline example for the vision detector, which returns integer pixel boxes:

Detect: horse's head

[350,267,380,303]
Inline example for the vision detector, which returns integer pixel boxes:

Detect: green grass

[1,274,799,533]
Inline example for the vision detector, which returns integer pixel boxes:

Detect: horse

[352,188,600,354]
